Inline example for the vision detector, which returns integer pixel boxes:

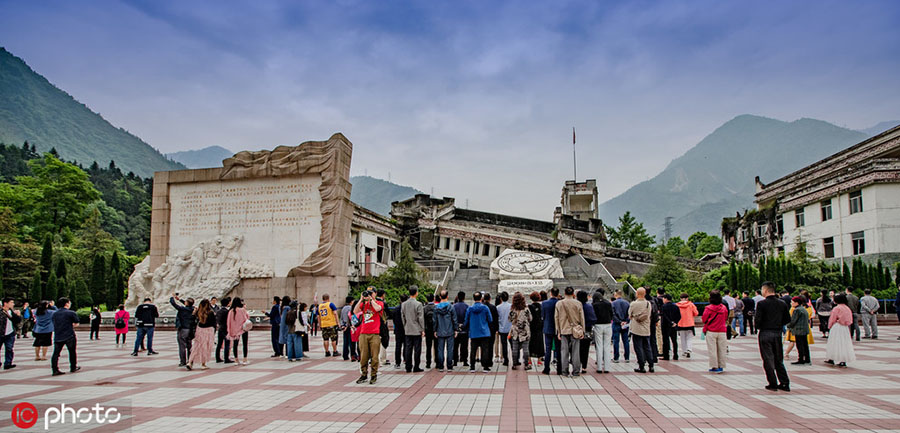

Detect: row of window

[436,235,503,258]
[794,191,863,227]
[822,231,865,258]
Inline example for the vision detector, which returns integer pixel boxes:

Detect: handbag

[241,318,253,332]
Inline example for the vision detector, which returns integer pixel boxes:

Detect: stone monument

[126,133,354,311]
[489,249,563,293]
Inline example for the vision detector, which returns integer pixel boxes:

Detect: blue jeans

[133,327,154,353]
[543,334,561,373]
[435,336,454,369]
[286,333,303,360]
[612,322,630,361]
[1,332,14,367]
[734,313,745,336]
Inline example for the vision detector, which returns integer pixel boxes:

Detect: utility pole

[663,217,673,243]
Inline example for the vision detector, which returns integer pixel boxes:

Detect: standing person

[815,291,833,338]
[1,298,19,370]
[354,289,384,384]
[753,290,765,308]
[787,297,811,365]
[114,305,129,348]
[376,289,390,366]
[756,282,791,391]
[628,288,654,374]
[555,287,585,377]
[433,290,457,372]
[859,289,879,339]
[508,292,532,370]
[483,293,500,364]
[452,292,469,368]
[187,299,216,370]
[170,295,196,368]
[265,297,282,358]
[528,292,544,369]
[660,294,681,361]
[423,294,436,369]
[732,292,744,337]
[591,292,613,374]
[401,286,425,373]
[132,298,159,356]
[32,301,56,361]
[310,300,319,336]
[844,288,860,341]
[541,287,561,375]
[646,289,660,361]
[89,305,101,340]
[577,291,596,374]
[278,297,292,358]
[215,297,233,364]
[496,292,512,367]
[465,291,493,372]
[227,297,251,365]
[702,291,728,374]
[317,294,340,356]
[825,294,857,367]
[392,295,407,369]
[19,302,32,339]
[742,292,756,335]
[285,301,305,362]
[49,298,80,376]
[210,297,219,314]
[676,294,698,358]
[341,295,358,361]
[611,291,630,363]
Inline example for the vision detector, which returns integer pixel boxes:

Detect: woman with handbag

[701,291,728,373]
[187,299,216,370]
[226,297,251,365]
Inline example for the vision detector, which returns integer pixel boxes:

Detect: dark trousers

[216,329,231,362]
[116,333,127,345]
[453,333,468,366]
[578,337,591,370]
[632,334,653,369]
[612,322,630,360]
[90,322,100,340]
[662,325,678,358]
[469,336,492,369]
[794,334,810,363]
[1,332,14,367]
[850,314,860,341]
[746,314,755,335]
[542,334,561,373]
[649,326,659,360]
[233,332,248,358]
[176,328,192,365]
[342,328,358,360]
[404,335,423,371]
[759,330,789,387]
[133,327,154,353]
[271,323,282,356]
[51,337,77,373]
[394,333,405,366]
[424,333,435,367]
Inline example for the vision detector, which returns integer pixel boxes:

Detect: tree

[16,154,101,236]
[0,258,4,299]
[728,261,738,292]
[694,235,723,259]
[876,261,885,290]
[605,211,655,252]
[29,270,42,305]
[55,258,67,283]
[40,234,52,288]
[368,240,431,305]
[883,267,893,293]
[90,254,106,306]
[687,232,707,253]
[842,261,852,287]
[895,263,900,286]
[107,251,124,309]
[73,279,92,310]
[758,257,767,283]
[45,270,58,303]
[643,246,686,287]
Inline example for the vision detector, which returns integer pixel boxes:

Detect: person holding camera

[353,289,384,385]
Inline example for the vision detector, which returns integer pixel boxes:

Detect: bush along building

[723,123,900,269]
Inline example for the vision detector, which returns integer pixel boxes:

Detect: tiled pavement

[0,328,899,432]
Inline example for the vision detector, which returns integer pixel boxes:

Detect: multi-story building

[724,123,900,265]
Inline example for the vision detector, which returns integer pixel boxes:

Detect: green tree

[883,267,893,292]
[40,233,53,288]
[90,254,106,306]
[876,261,885,290]
[16,154,101,236]
[365,240,431,305]
[29,270,42,304]
[605,211,655,252]
[694,235,723,259]
[57,276,69,299]
[842,262,852,287]
[728,261,738,292]
[55,258,67,283]
[643,246,686,287]
[73,278,92,310]
[107,251,123,309]
[687,232,707,253]
[758,257,767,283]
[0,258,4,299]
[45,270,58,303]
[895,263,900,286]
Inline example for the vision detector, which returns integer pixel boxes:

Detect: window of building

[739,228,748,242]
[795,208,805,227]
[851,231,865,255]
[454,239,460,251]
[376,237,388,264]
[756,224,767,238]
[823,237,834,259]
[482,244,490,256]
[494,246,500,257]
[776,215,784,234]
[849,190,863,214]
[444,237,450,249]
[821,200,832,221]
[465,241,470,254]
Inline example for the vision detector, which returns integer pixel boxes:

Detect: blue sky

[1,0,899,220]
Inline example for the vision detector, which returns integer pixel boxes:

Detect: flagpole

[572,127,577,182]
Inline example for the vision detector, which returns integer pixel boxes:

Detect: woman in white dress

[824,294,856,368]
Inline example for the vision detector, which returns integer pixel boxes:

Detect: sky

[1,0,899,221]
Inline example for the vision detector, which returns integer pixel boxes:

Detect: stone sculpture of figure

[126,257,152,308]
[220,234,243,271]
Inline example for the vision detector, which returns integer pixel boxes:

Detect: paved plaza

[1,327,899,432]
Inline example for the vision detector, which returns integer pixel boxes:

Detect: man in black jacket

[742,292,756,335]
[660,294,681,361]
[756,281,791,392]
[423,294,436,369]
[132,298,159,356]
[483,293,499,367]
[1,297,21,370]
[170,296,195,367]
[392,294,407,369]
[215,297,233,363]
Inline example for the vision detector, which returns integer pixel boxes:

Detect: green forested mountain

[166,145,234,168]
[597,115,869,238]
[0,47,185,178]
[350,175,422,216]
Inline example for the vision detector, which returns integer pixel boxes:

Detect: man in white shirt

[753,290,765,305]
[860,289,879,339]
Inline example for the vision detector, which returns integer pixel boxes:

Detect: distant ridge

[0,47,185,177]
[350,176,422,216]
[859,121,900,137]
[167,145,234,169]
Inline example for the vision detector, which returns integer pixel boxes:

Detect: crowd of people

[0,280,898,390]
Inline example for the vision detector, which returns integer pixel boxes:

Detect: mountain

[597,115,869,239]
[0,47,184,178]
[350,176,422,216]
[859,121,900,137]
[167,145,234,169]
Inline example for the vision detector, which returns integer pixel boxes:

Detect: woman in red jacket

[702,291,728,373]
